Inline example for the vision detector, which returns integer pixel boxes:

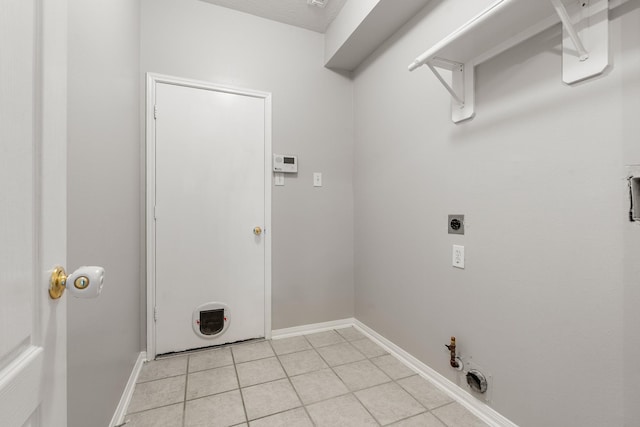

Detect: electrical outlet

[313,172,322,187]
[274,172,284,186]
[452,245,465,269]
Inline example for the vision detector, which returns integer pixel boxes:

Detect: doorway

[146,74,272,358]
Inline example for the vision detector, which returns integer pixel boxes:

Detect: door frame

[145,73,272,360]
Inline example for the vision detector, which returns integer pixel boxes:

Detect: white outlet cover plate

[313,172,322,187]
[453,245,465,269]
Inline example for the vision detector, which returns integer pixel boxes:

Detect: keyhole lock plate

[448,215,465,235]
[74,276,90,289]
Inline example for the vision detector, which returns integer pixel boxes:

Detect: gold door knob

[253,226,262,235]
[49,266,68,299]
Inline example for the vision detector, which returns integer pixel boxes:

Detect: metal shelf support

[550,0,589,61]
[425,58,475,123]
[407,0,612,123]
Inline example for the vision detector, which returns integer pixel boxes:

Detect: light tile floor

[123,328,488,427]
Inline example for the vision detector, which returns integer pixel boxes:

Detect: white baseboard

[271,317,355,339]
[352,320,518,427]
[109,351,147,427]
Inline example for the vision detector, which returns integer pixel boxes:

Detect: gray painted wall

[140,0,355,330]
[67,0,141,425]
[352,1,639,426]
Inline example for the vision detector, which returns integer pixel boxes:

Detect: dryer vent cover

[466,369,488,394]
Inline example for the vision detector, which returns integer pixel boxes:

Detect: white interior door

[150,78,270,356]
[0,0,67,426]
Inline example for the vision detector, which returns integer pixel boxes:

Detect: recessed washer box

[630,177,640,221]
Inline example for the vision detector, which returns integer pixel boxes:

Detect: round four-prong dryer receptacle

[192,302,230,338]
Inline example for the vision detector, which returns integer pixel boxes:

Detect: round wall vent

[466,369,488,394]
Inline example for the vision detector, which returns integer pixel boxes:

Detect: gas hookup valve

[445,336,464,371]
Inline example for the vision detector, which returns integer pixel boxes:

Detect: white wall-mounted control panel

[273,154,298,173]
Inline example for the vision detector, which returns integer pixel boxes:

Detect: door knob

[253,226,262,235]
[49,266,105,299]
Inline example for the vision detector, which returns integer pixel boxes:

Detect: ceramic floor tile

[278,349,328,376]
[333,359,391,391]
[390,412,447,427]
[248,407,313,427]
[237,357,286,387]
[355,382,426,425]
[233,341,275,363]
[189,347,233,373]
[306,394,378,427]
[270,336,312,355]
[304,330,346,348]
[316,342,365,367]
[350,338,387,358]
[335,327,365,342]
[127,375,185,414]
[290,368,349,405]
[431,402,489,427]
[184,389,246,427]
[137,356,188,383]
[241,378,302,420]
[397,375,453,410]
[186,365,238,400]
[123,403,183,427]
[371,355,416,380]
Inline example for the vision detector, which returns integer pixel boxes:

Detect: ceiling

[199,0,349,33]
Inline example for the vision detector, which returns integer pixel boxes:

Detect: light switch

[274,172,284,186]
[313,172,322,187]
[452,245,465,269]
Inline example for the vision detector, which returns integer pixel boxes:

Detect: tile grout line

[430,401,463,427]
[141,331,472,427]
[181,356,190,427]
[308,330,383,427]
[329,328,436,426]
[268,336,317,427]
[231,346,251,425]
[124,401,183,417]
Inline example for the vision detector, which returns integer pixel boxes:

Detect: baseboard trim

[109,351,147,427]
[353,320,518,427]
[271,318,355,339]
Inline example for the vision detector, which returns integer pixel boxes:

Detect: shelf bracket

[549,0,609,84]
[550,0,589,61]
[426,58,475,123]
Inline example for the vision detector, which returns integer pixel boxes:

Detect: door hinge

[154,104,158,120]
[153,306,158,322]
[153,205,157,221]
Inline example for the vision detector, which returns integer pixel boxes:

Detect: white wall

[140,0,355,329]
[352,1,639,426]
[67,0,141,426]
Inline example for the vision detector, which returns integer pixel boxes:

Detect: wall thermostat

[273,154,298,173]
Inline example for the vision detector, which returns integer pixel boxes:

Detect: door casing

[145,73,272,360]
